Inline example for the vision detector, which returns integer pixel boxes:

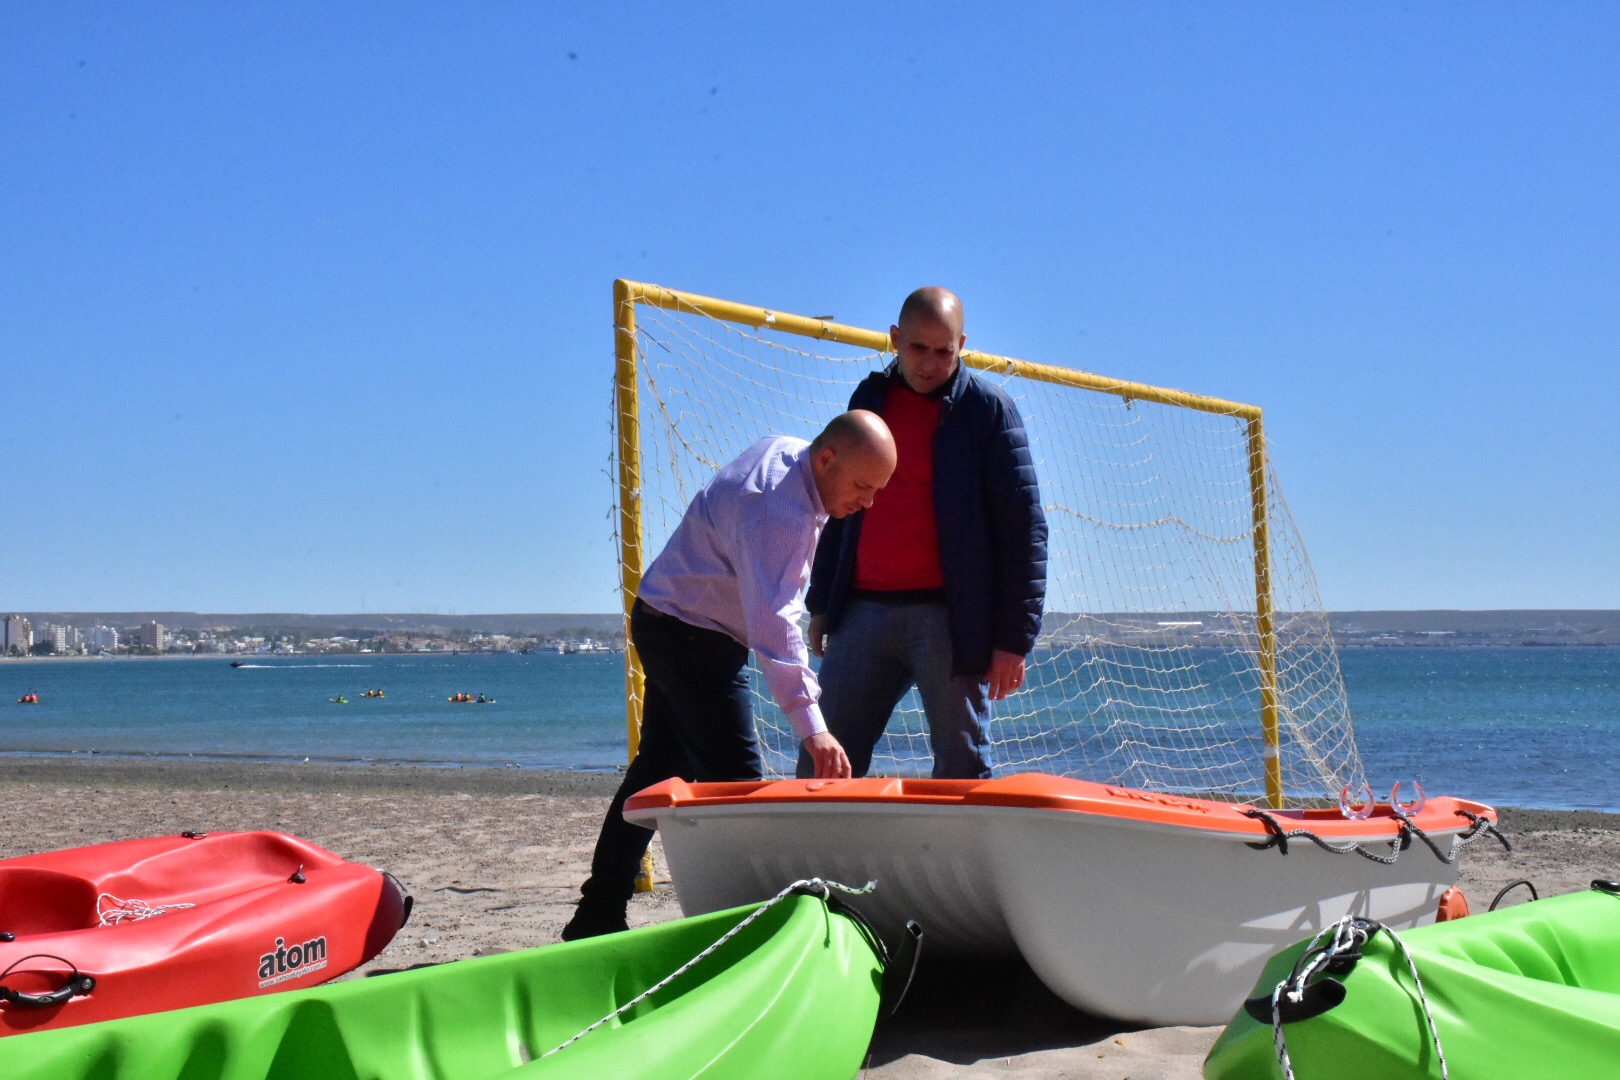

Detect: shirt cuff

[788,702,826,742]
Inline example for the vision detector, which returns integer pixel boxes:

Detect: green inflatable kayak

[1205,882,1620,1080]
[0,883,914,1079]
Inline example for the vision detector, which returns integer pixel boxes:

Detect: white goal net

[612,284,1366,805]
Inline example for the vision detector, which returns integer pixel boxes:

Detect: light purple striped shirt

[637,436,829,740]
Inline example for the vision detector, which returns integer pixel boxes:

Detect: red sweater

[855,381,945,591]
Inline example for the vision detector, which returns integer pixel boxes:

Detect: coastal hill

[13,610,1619,647]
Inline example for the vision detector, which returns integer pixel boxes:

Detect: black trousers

[578,600,763,907]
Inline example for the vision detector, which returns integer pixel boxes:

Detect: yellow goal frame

[611,278,1285,861]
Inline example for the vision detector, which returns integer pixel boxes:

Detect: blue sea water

[0,653,632,772]
[3,647,1618,812]
[1343,647,1620,814]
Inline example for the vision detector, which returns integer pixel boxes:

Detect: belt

[852,588,947,606]
[633,597,671,619]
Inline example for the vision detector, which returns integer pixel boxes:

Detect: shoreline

[4,755,1617,821]
[0,755,626,797]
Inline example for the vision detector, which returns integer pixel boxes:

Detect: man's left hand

[802,731,852,779]
[987,649,1025,701]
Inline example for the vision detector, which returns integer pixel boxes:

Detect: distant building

[88,625,120,651]
[133,620,167,651]
[3,615,32,655]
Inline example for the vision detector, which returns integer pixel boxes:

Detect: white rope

[96,893,195,926]
[542,877,876,1059]
[1384,924,1449,1080]
[1269,917,1447,1080]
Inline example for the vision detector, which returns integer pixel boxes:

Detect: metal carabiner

[1339,783,1375,820]
[1390,781,1427,816]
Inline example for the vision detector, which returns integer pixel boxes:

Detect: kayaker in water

[563,410,895,942]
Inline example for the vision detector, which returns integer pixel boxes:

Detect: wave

[229,663,370,669]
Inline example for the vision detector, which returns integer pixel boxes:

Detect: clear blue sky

[5,4,1616,614]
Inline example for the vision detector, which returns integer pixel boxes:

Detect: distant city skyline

[6,608,1617,646]
[7,5,1615,612]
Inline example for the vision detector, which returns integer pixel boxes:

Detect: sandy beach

[2,756,1614,1078]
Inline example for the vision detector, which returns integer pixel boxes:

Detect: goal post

[612,279,1362,812]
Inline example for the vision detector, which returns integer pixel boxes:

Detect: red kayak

[0,831,411,1035]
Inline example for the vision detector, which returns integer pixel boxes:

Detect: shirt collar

[794,441,827,518]
[884,359,965,403]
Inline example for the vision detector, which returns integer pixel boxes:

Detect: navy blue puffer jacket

[806,360,1048,676]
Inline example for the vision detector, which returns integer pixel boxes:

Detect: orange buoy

[1435,885,1471,922]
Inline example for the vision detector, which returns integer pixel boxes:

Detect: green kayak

[1205,882,1620,1080]
[0,884,912,1079]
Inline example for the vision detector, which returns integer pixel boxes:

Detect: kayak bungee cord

[96,894,195,926]
[542,877,878,1059]
[1266,917,1447,1080]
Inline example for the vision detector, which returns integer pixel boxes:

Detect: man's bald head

[892,287,966,395]
[809,410,897,518]
[897,286,964,338]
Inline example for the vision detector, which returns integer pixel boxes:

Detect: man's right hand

[802,730,851,779]
[807,613,829,658]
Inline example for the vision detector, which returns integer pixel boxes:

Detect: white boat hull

[627,777,1492,1026]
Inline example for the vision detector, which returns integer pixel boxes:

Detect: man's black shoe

[560,904,630,942]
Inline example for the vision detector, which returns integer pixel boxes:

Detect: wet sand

[2,756,1613,1078]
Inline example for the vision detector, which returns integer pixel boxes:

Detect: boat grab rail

[1242,806,1510,864]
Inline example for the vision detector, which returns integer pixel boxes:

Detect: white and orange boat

[624,774,1502,1026]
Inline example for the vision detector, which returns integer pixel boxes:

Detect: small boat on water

[624,773,1502,1026]
[0,831,410,1035]
[1205,881,1620,1080]
[0,884,911,1079]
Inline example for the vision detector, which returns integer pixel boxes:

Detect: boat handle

[384,871,415,927]
[880,920,924,1018]
[1489,879,1540,910]
[1338,783,1375,820]
[0,955,96,1009]
[1390,782,1427,815]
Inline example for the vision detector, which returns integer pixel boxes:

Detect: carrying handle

[0,955,96,1009]
[879,920,924,1017]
